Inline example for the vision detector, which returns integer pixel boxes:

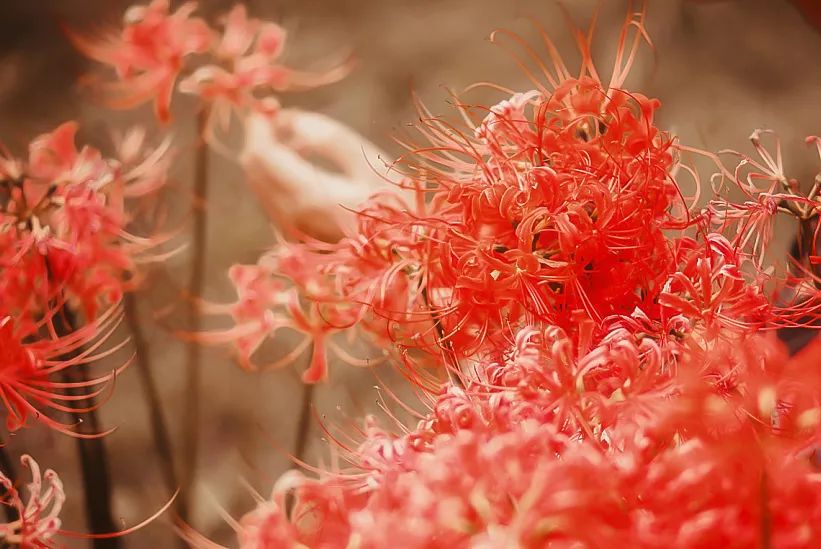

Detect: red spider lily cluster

[70,0,349,133]
[4,0,814,546]
[196,9,821,548]
[0,1,357,544]
[0,122,168,434]
[0,118,169,541]
[0,455,65,548]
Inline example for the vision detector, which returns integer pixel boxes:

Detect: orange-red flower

[69,0,212,123]
[72,1,350,128]
[222,3,821,547]
[0,455,65,548]
[177,6,292,127]
[0,122,170,320]
[0,307,123,435]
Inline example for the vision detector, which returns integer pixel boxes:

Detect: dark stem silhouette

[178,107,210,523]
[57,305,119,549]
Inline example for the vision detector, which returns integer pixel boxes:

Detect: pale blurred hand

[241,110,400,242]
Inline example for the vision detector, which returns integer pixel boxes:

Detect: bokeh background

[1,0,820,546]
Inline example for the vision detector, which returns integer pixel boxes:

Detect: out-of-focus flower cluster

[70,0,349,131]
[0,121,169,433]
[0,455,65,548]
[206,8,821,547]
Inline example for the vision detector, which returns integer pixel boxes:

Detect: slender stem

[0,441,18,524]
[57,306,120,549]
[178,108,210,523]
[124,292,179,498]
[286,366,315,517]
[292,381,316,464]
[807,173,821,205]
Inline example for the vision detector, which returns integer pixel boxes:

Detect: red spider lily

[206,263,291,370]
[67,0,212,123]
[195,185,429,380]
[177,4,288,123]
[702,130,817,264]
[693,130,821,327]
[0,454,179,547]
[178,5,350,135]
[236,498,300,549]
[0,122,171,321]
[0,455,64,548]
[411,71,684,349]
[72,2,350,129]
[208,2,821,546]
[208,5,692,370]
[193,261,388,382]
[658,234,771,333]
[234,327,821,548]
[0,305,125,436]
[212,0,821,382]
[113,126,174,201]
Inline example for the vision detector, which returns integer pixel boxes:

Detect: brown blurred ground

[1,0,820,546]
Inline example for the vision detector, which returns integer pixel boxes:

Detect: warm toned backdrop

[1,1,820,546]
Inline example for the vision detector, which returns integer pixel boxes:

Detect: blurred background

[1,0,820,546]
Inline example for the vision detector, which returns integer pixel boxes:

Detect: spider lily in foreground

[208,3,821,382]
[229,333,821,548]
[184,2,821,547]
